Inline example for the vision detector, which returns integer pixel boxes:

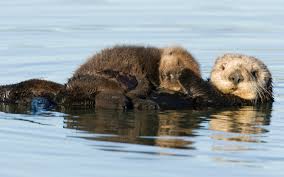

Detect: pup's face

[159,47,200,92]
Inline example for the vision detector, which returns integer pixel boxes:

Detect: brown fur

[72,45,161,98]
[71,45,200,96]
[58,74,132,109]
[65,45,201,109]
[0,79,64,105]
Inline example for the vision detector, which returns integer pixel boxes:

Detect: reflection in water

[64,109,205,149]
[208,106,272,164]
[63,105,271,150]
[0,103,272,151]
[0,103,31,114]
[155,111,202,149]
[209,106,271,144]
[65,110,159,146]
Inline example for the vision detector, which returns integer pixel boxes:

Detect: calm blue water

[0,0,284,177]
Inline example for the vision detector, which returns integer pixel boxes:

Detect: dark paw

[178,69,194,84]
[95,91,132,110]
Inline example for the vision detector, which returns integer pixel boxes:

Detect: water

[0,0,284,176]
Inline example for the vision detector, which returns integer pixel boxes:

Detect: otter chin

[210,54,273,102]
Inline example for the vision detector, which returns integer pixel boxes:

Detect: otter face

[159,47,200,92]
[210,54,272,102]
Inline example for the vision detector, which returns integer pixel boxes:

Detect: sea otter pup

[65,45,201,109]
[178,53,273,106]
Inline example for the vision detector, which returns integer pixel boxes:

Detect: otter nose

[228,71,244,85]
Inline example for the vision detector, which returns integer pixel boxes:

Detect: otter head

[210,54,273,102]
[159,46,200,92]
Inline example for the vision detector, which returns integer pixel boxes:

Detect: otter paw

[95,91,132,110]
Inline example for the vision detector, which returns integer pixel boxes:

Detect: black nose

[229,71,244,85]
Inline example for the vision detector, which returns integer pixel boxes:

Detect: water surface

[0,0,284,177]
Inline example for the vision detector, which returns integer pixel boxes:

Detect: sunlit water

[0,0,284,177]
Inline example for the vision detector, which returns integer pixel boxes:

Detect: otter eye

[251,70,258,79]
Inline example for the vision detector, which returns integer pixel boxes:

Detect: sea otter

[0,48,273,110]
[177,53,273,107]
[64,45,201,109]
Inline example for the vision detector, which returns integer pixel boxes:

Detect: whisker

[256,79,274,103]
[254,82,264,103]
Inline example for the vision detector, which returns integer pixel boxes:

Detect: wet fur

[73,45,161,98]
[64,45,201,109]
[0,79,64,105]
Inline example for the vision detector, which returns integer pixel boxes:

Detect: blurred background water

[0,0,284,177]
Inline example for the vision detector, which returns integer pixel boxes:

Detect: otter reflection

[155,111,203,149]
[64,110,205,149]
[209,106,272,143]
[0,103,32,114]
[0,104,272,150]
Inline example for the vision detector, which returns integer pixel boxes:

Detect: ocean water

[0,0,284,177]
